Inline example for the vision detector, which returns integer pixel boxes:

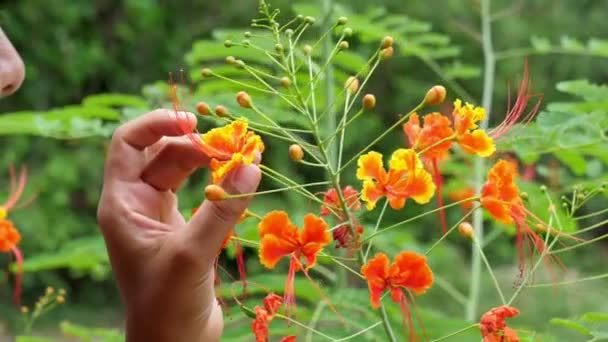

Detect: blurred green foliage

[0,0,607,340]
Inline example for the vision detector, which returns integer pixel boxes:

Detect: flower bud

[343,27,353,37]
[285,29,294,37]
[201,68,213,78]
[380,46,394,60]
[205,184,227,201]
[280,76,291,88]
[289,144,304,162]
[242,39,251,47]
[458,222,474,240]
[275,43,284,53]
[337,16,348,26]
[344,76,359,95]
[20,306,28,314]
[46,287,54,295]
[196,101,211,115]
[424,85,447,106]
[381,36,394,49]
[305,16,316,24]
[303,44,313,55]
[56,296,65,304]
[224,40,234,48]
[215,105,229,118]
[296,14,304,20]
[520,192,528,200]
[362,94,376,110]
[339,41,350,50]
[236,59,246,69]
[236,91,252,108]
[244,31,252,38]
[225,56,236,65]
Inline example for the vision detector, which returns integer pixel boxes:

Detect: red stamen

[491,59,543,140]
[4,165,27,211]
[283,255,297,320]
[10,245,23,306]
[233,238,248,297]
[398,292,416,342]
[407,290,428,342]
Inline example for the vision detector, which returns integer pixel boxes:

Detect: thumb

[182,164,261,264]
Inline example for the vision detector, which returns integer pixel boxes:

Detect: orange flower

[259,211,330,270]
[481,160,568,278]
[480,305,520,342]
[320,186,363,249]
[361,252,433,341]
[0,220,20,252]
[193,120,264,183]
[452,99,496,157]
[403,113,454,161]
[356,149,435,210]
[1,165,27,306]
[258,211,332,316]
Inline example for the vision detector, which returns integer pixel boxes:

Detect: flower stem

[466,0,495,322]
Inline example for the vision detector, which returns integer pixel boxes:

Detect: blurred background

[1,0,607,340]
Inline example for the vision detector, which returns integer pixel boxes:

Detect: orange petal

[259,235,295,269]
[417,113,454,160]
[453,99,486,134]
[389,148,422,172]
[300,214,331,268]
[407,168,436,204]
[361,253,390,309]
[388,251,433,295]
[0,220,20,252]
[458,130,496,157]
[356,151,385,181]
[402,113,421,147]
[258,211,299,241]
[361,180,385,210]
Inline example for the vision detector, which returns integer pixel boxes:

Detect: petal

[402,113,421,147]
[361,253,390,309]
[258,211,299,241]
[259,235,294,269]
[417,113,455,160]
[407,168,436,204]
[356,151,385,181]
[361,180,385,210]
[300,214,331,268]
[211,154,243,183]
[389,148,422,171]
[387,196,406,210]
[388,251,433,294]
[458,130,496,157]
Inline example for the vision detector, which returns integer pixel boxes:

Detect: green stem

[466,0,495,322]
[429,324,479,342]
[379,302,398,342]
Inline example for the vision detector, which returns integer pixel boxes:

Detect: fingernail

[224,164,261,195]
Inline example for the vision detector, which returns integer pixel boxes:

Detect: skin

[1,27,259,341]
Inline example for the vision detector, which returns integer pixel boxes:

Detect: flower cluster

[479,305,520,342]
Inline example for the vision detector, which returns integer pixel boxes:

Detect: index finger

[105,109,197,182]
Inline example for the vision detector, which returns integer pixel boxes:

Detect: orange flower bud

[424,85,447,106]
[339,41,350,50]
[381,36,394,49]
[458,222,474,240]
[289,144,304,162]
[237,91,252,108]
[201,68,213,77]
[362,94,376,110]
[280,77,291,88]
[215,105,229,118]
[380,46,394,60]
[205,184,227,201]
[196,101,211,115]
[344,76,359,95]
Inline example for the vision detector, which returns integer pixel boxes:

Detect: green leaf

[550,318,591,336]
[556,80,608,102]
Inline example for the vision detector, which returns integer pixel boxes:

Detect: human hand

[97,110,261,342]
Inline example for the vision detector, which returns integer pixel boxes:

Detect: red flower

[251,293,284,342]
[480,305,520,342]
[403,113,454,161]
[361,252,433,341]
[320,186,363,249]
